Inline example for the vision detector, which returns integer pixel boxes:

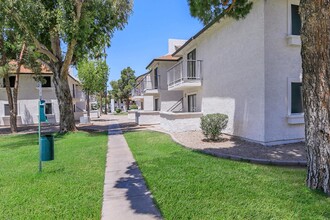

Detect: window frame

[287,77,304,124]
[154,67,159,89]
[4,104,10,116]
[2,76,16,88]
[45,103,53,115]
[42,76,52,88]
[290,4,301,36]
[187,94,197,112]
[287,0,301,46]
[154,98,159,111]
[187,49,196,79]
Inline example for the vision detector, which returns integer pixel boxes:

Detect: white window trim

[2,102,22,117]
[287,0,301,46]
[287,77,304,124]
[45,101,55,116]
[186,92,197,112]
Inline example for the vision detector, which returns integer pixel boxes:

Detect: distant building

[0,62,86,126]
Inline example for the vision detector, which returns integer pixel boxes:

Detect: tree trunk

[52,64,76,133]
[87,91,90,117]
[126,99,130,112]
[99,92,103,116]
[11,43,26,133]
[4,74,16,133]
[104,91,108,114]
[300,0,330,195]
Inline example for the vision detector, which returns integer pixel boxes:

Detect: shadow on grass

[78,125,109,133]
[0,133,39,149]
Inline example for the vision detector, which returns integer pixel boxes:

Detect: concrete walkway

[101,121,162,220]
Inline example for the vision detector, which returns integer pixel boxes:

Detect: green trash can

[40,134,54,161]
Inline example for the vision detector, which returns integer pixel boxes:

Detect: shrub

[200,113,228,141]
[115,108,122,114]
[130,104,138,110]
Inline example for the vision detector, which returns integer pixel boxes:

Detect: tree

[77,59,109,117]
[0,15,41,133]
[188,0,253,25]
[2,0,132,133]
[112,67,135,111]
[188,0,330,195]
[110,80,121,110]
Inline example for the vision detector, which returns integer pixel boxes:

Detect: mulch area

[171,131,307,162]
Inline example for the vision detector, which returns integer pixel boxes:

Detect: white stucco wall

[160,112,202,132]
[155,61,183,112]
[175,0,266,142]
[160,90,183,112]
[263,0,304,144]
[0,74,59,125]
[135,111,160,125]
[0,74,85,126]
[143,95,156,111]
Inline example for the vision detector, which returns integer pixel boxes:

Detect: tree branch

[4,6,59,63]
[50,32,62,60]
[61,0,83,76]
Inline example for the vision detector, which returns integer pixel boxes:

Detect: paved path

[101,121,162,220]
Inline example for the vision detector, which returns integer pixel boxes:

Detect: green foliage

[130,104,138,110]
[0,132,108,219]
[110,67,135,103]
[1,0,133,62]
[115,108,122,114]
[77,59,109,95]
[188,0,253,25]
[200,113,228,141]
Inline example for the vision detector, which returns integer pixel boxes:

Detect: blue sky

[106,0,203,89]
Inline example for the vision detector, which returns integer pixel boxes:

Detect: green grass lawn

[0,131,108,219]
[124,131,330,220]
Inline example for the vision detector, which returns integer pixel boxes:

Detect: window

[4,104,10,116]
[42,76,51,87]
[72,84,75,98]
[154,98,159,111]
[154,68,159,89]
[187,49,196,79]
[291,82,303,114]
[291,5,301,35]
[45,103,52,114]
[3,76,16,88]
[188,94,197,112]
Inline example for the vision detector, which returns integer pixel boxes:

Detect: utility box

[40,135,54,161]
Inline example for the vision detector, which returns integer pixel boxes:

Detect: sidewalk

[101,120,161,220]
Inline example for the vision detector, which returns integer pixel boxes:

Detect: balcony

[167,60,202,91]
[131,87,144,100]
[141,79,159,95]
[72,90,85,102]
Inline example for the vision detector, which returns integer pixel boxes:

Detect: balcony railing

[132,87,143,97]
[72,90,85,101]
[132,76,160,97]
[141,76,160,92]
[167,60,202,89]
